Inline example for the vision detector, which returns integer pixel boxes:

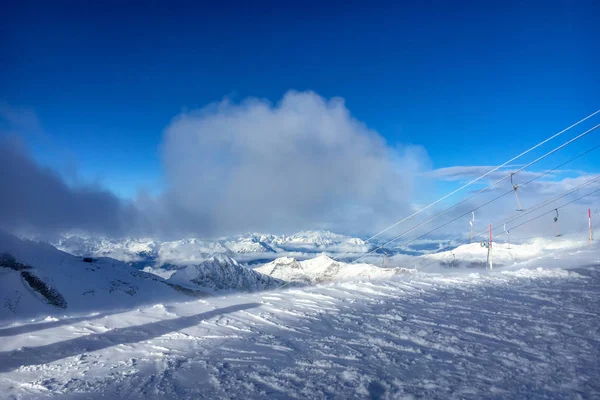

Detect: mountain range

[52,230,372,268]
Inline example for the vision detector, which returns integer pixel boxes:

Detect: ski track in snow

[1,263,599,399]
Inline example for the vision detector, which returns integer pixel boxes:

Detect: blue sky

[1,1,600,238]
[2,0,599,198]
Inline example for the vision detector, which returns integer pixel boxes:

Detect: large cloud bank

[3,92,597,241]
[0,138,137,237]
[1,92,430,238]
[152,91,429,237]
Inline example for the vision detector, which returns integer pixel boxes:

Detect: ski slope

[1,242,599,399]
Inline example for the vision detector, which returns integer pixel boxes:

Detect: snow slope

[256,255,414,284]
[0,231,190,323]
[414,236,593,270]
[0,242,598,399]
[167,254,285,293]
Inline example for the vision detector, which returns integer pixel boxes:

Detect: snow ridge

[257,254,415,284]
[0,231,188,323]
[168,254,285,293]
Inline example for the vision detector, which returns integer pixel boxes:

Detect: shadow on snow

[0,302,261,373]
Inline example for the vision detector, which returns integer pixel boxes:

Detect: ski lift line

[350,124,600,264]
[495,175,600,232]
[417,216,593,271]
[416,229,588,271]
[414,172,600,268]
[277,112,600,290]
[352,141,600,267]
[414,175,600,269]
[444,162,600,248]
[356,110,600,243]
[497,187,600,236]
[354,159,600,266]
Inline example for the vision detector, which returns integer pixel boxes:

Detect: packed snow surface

[1,239,599,399]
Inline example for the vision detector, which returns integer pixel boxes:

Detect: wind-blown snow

[2,231,599,399]
[0,245,598,398]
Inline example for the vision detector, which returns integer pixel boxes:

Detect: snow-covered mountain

[0,231,192,323]
[256,255,414,284]
[156,238,233,265]
[167,254,284,293]
[271,230,369,253]
[51,230,372,268]
[54,235,158,262]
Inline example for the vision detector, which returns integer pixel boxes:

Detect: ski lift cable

[356,110,600,243]
[499,187,600,235]
[277,111,600,290]
[351,127,600,265]
[414,174,600,268]
[498,175,600,231]
[395,174,600,261]
[415,168,600,268]
[417,184,600,272]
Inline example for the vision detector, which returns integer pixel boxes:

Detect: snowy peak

[55,236,158,262]
[50,230,371,267]
[168,254,284,293]
[273,230,367,249]
[221,236,276,254]
[256,254,414,284]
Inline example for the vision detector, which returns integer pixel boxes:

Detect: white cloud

[152,91,431,237]
[4,93,596,243]
[0,137,138,238]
